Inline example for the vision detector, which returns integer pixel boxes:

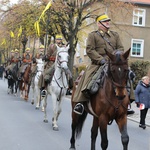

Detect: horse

[6,61,21,95]
[19,63,32,101]
[42,44,70,130]
[69,49,131,150]
[31,58,44,109]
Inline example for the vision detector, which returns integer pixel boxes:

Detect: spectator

[135,76,150,129]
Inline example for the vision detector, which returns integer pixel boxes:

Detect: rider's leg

[44,64,55,83]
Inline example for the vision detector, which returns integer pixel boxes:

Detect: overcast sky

[11,0,18,4]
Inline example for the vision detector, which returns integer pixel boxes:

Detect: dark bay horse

[7,61,21,95]
[69,49,130,150]
[19,63,32,101]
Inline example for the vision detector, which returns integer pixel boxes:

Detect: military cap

[96,14,111,22]
[39,45,44,49]
[14,49,19,52]
[55,35,63,40]
[25,47,30,51]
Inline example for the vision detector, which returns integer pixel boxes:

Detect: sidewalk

[66,95,150,127]
[127,102,150,127]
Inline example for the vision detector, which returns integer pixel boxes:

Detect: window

[132,9,146,26]
[131,39,144,57]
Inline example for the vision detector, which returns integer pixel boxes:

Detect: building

[74,0,150,67]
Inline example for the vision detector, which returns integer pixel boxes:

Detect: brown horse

[19,63,32,101]
[69,49,130,150]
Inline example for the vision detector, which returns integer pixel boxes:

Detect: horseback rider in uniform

[73,13,134,115]
[5,49,20,78]
[18,47,33,80]
[31,45,45,77]
[38,35,67,96]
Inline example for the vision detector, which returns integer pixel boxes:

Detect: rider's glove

[100,58,107,65]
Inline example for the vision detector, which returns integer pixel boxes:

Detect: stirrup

[73,103,84,115]
[8,75,12,79]
[41,89,47,97]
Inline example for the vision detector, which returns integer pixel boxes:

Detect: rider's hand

[100,59,107,65]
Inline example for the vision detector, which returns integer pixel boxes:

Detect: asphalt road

[0,79,149,150]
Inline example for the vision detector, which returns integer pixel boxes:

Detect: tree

[49,0,101,73]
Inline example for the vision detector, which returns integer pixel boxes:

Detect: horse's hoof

[31,101,34,105]
[53,126,59,131]
[41,107,45,112]
[35,107,39,110]
[43,119,48,123]
[24,97,28,101]
[69,148,76,150]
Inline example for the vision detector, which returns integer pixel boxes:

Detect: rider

[18,47,32,80]
[35,45,45,59]
[38,34,66,96]
[73,13,125,115]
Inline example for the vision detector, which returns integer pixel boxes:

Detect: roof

[121,0,150,5]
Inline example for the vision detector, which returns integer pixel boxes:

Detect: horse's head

[105,48,130,100]
[36,58,44,76]
[56,45,70,70]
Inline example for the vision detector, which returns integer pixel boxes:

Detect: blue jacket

[135,80,150,108]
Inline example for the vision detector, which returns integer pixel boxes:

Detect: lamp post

[21,34,28,53]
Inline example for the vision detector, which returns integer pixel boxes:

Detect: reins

[53,50,69,101]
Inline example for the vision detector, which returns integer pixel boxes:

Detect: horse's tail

[74,110,88,139]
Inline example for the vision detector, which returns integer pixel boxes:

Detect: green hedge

[130,60,150,88]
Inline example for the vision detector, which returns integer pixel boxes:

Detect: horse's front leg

[43,95,48,123]
[91,117,99,150]
[116,116,129,150]
[52,95,60,131]
[24,84,28,101]
[99,119,108,150]
[35,88,40,109]
[31,86,35,105]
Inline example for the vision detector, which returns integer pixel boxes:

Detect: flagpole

[44,8,50,55]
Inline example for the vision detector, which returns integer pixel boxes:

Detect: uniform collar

[98,30,111,36]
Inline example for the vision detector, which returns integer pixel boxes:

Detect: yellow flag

[34,21,40,37]
[18,26,22,37]
[10,31,15,38]
[1,38,6,45]
[39,0,52,21]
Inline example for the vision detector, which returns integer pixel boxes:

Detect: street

[0,79,150,150]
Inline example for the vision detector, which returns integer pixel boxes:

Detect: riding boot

[40,81,48,97]
[73,103,84,115]
[18,72,24,80]
[4,71,8,78]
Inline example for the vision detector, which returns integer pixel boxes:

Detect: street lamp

[21,34,28,53]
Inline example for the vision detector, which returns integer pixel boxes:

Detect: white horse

[31,58,44,110]
[43,45,70,130]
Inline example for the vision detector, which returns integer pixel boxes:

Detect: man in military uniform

[31,45,45,76]
[73,13,125,115]
[18,47,32,80]
[38,35,67,96]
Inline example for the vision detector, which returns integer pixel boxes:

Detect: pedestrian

[135,76,150,129]
[73,13,128,115]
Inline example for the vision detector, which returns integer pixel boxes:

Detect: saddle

[82,64,107,98]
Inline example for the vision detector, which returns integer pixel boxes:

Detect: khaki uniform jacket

[73,30,124,102]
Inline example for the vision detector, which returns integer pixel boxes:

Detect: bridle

[108,60,129,89]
